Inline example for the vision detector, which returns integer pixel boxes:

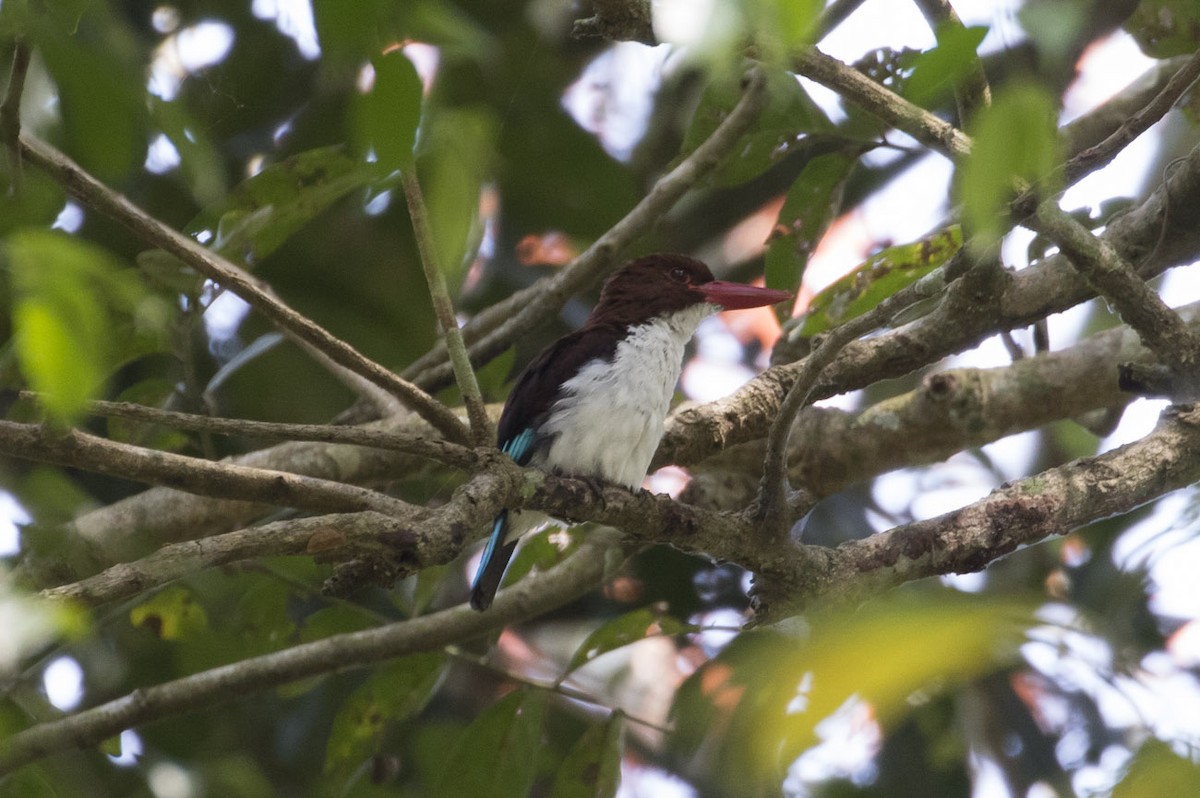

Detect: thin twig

[0,535,613,775]
[403,68,773,392]
[1063,48,1200,186]
[0,41,31,192]
[399,170,492,445]
[15,133,469,443]
[25,392,478,469]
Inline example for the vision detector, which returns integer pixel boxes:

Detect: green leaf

[1124,0,1200,58]
[671,593,1032,788]
[183,145,379,266]
[148,97,228,206]
[1114,739,1200,797]
[323,654,447,783]
[432,688,547,798]
[500,525,578,589]
[682,66,832,187]
[35,15,146,179]
[129,586,210,640]
[744,0,823,62]
[764,151,859,321]
[416,107,497,285]
[565,606,690,674]
[358,49,424,173]
[9,230,149,421]
[904,23,988,109]
[799,226,962,336]
[550,714,625,798]
[297,605,375,643]
[958,83,1060,251]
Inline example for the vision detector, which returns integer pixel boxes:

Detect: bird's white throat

[532,303,715,488]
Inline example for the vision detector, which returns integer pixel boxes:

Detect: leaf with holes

[799,226,961,336]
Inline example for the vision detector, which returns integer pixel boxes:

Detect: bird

[469,253,792,611]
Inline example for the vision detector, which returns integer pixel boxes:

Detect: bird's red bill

[698,281,793,310]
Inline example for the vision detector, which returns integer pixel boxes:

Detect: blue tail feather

[470,510,519,611]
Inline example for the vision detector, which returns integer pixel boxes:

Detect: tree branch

[25,393,478,469]
[787,403,1200,614]
[1029,201,1200,376]
[0,40,31,190]
[0,422,412,521]
[0,532,617,776]
[15,133,468,443]
[40,512,412,607]
[792,47,973,160]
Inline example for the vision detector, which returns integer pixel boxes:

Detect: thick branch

[0,533,616,776]
[789,404,1200,612]
[15,133,468,443]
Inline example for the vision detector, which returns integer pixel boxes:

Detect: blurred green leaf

[433,688,547,798]
[35,17,146,180]
[671,593,1032,788]
[130,586,210,640]
[799,226,961,336]
[959,83,1060,251]
[904,23,988,108]
[311,0,399,62]
[1114,739,1200,797]
[1125,0,1200,57]
[136,250,203,296]
[764,151,858,321]
[324,654,447,784]
[417,107,497,285]
[550,714,625,798]
[297,605,375,643]
[183,145,379,266]
[682,66,832,187]
[744,0,823,62]
[359,49,424,173]
[148,98,228,206]
[9,230,150,421]
[565,606,690,674]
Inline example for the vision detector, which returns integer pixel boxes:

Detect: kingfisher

[469,253,791,610]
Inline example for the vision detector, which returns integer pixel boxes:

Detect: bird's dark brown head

[590,254,791,328]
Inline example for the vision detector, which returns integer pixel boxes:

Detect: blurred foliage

[959,82,1061,251]
[0,1,1197,797]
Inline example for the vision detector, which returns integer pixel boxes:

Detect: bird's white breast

[532,303,715,488]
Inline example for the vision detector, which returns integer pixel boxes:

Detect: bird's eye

[669,267,689,284]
